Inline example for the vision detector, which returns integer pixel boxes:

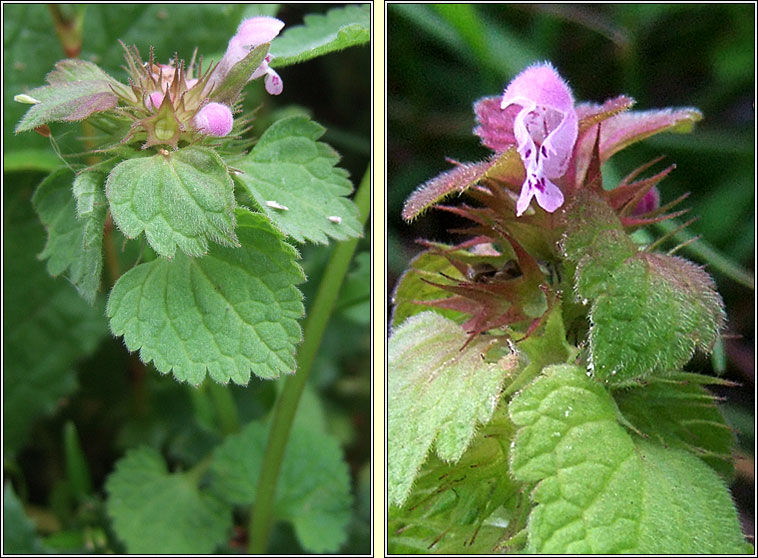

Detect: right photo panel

[386,4,755,555]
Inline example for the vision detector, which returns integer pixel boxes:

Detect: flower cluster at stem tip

[133,15,284,144]
[191,16,284,136]
[501,62,578,217]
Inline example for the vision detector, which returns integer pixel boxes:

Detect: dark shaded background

[388,3,754,542]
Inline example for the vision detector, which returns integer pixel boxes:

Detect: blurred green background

[388,3,754,540]
[4,3,370,554]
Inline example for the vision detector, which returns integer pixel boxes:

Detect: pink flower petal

[473,96,518,151]
[501,62,575,115]
[251,54,273,80]
[500,62,577,216]
[264,68,283,95]
[213,17,285,95]
[236,16,285,46]
[539,109,577,178]
[516,182,536,216]
[533,177,564,213]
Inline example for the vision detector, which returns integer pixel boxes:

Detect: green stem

[247,165,371,554]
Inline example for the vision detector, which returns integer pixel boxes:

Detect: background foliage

[388,2,754,543]
[4,3,370,554]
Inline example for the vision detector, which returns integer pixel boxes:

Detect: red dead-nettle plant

[388,62,750,555]
[14,7,370,555]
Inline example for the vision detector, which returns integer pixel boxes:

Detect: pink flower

[192,102,234,136]
[500,63,578,216]
[214,16,285,95]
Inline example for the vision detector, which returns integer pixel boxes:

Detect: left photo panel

[3,3,371,555]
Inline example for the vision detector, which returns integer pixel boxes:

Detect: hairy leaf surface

[235,116,362,244]
[401,149,523,221]
[562,191,724,385]
[388,311,515,507]
[107,209,304,385]
[615,373,735,479]
[509,365,749,554]
[106,146,238,258]
[32,168,106,302]
[389,407,527,554]
[106,446,232,554]
[270,4,370,67]
[15,60,122,133]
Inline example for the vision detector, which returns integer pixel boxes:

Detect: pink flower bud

[146,91,165,111]
[632,186,661,216]
[192,102,234,136]
[500,62,578,216]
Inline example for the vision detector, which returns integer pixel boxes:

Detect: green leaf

[389,407,527,554]
[615,374,736,479]
[15,59,121,133]
[3,484,50,554]
[106,446,232,554]
[270,4,370,67]
[4,184,107,455]
[32,168,106,303]
[562,191,725,386]
[209,420,352,553]
[634,440,751,554]
[105,146,238,258]
[388,311,515,507]
[73,169,109,247]
[235,116,362,244]
[107,209,304,385]
[43,58,128,93]
[509,364,749,554]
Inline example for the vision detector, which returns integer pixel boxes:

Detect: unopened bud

[192,102,234,136]
[632,186,661,216]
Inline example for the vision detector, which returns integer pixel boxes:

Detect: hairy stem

[247,165,371,554]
